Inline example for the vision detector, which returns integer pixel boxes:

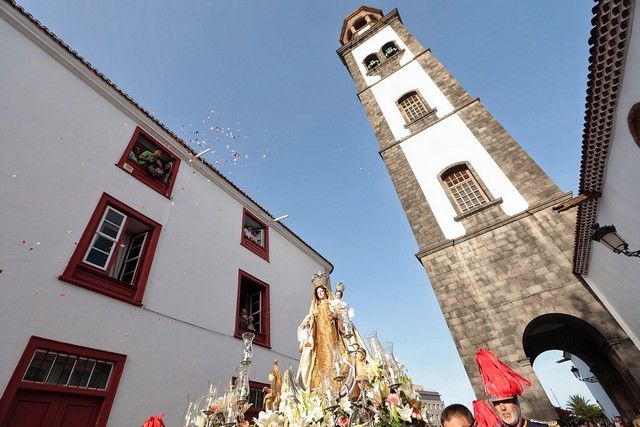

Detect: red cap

[473,400,502,427]
[142,413,165,427]
[475,348,531,400]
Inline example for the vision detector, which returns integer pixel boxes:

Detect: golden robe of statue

[296,273,369,393]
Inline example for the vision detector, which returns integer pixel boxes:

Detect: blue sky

[15,0,599,411]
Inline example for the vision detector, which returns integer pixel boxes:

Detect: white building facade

[573,0,640,353]
[0,2,332,426]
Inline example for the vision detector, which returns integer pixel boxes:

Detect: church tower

[337,6,640,417]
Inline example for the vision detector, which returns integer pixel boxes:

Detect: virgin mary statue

[295,272,349,391]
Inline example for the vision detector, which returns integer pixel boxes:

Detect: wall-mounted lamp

[570,366,598,383]
[592,224,640,258]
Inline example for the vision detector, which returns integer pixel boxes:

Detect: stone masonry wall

[421,206,640,418]
[381,144,446,247]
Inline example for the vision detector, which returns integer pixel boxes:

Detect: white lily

[254,410,285,427]
[194,414,207,427]
[398,404,413,422]
[338,395,352,413]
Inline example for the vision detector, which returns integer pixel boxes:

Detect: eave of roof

[2,0,333,272]
[573,0,633,275]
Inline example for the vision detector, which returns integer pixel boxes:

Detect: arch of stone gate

[522,313,640,416]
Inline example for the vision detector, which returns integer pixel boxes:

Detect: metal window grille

[382,42,399,58]
[399,93,429,122]
[23,349,114,390]
[364,54,380,70]
[248,387,265,409]
[443,168,488,212]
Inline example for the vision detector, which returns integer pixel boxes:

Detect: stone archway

[523,313,640,416]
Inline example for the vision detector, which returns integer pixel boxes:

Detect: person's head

[578,420,589,427]
[315,286,327,300]
[153,149,161,157]
[632,416,640,427]
[491,397,521,426]
[441,404,475,427]
[134,146,142,155]
[335,282,345,299]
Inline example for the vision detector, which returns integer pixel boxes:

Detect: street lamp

[591,224,640,258]
[570,366,598,383]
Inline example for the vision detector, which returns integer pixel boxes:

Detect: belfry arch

[523,313,640,415]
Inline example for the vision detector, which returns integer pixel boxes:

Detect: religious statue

[262,359,282,411]
[297,273,356,390]
[332,282,353,338]
[332,282,370,387]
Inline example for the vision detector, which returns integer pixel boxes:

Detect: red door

[4,390,102,427]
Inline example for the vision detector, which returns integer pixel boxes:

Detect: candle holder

[364,331,384,362]
[241,332,255,365]
[382,342,401,388]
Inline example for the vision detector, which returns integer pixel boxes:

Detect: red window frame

[629,102,640,148]
[0,336,126,427]
[59,193,162,306]
[240,209,269,261]
[236,379,268,422]
[116,126,180,198]
[234,270,270,348]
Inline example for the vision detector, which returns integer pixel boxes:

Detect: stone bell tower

[337,6,640,418]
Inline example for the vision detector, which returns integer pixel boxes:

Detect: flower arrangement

[250,351,433,427]
[143,276,434,427]
[158,331,433,427]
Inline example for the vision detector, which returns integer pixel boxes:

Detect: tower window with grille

[382,41,399,58]
[398,91,431,123]
[364,53,381,70]
[442,166,489,213]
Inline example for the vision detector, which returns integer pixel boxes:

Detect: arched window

[364,53,381,70]
[382,41,399,58]
[397,91,430,123]
[442,165,489,213]
[353,17,368,31]
[629,102,640,148]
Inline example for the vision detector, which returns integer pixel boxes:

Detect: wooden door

[4,390,102,427]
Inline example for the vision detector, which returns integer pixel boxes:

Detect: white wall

[400,114,528,239]
[586,6,640,350]
[351,23,527,239]
[570,356,619,419]
[371,62,455,140]
[351,25,414,87]
[0,12,327,426]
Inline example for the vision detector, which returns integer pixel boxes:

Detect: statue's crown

[312,271,329,288]
[335,282,345,292]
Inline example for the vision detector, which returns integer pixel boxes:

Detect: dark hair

[441,404,475,427]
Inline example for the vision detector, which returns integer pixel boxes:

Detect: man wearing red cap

[473,349,553,427]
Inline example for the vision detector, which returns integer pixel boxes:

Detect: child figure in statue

[332,282,353,338]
